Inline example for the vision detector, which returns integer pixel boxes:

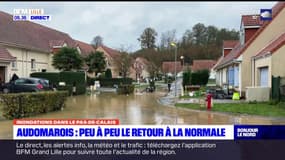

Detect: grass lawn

[179,94,204,98]
[175,102,285,117]
[134,84,149,89]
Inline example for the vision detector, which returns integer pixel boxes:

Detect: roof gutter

[0,41,50,54]
[252,51,272,60]
[0,58,15,62]
[214,58,242,70]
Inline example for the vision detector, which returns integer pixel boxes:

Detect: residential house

[95,45,121,78]
[191,60,217,76]
[0,11,78,82]
[215,2,285,98]
[214,40,240,87]
[162,61,183,76]
[212,56,223,81]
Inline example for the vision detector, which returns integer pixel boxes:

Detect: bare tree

[115,52,133,78]
[91,35,103,48]
[160,29,177,50]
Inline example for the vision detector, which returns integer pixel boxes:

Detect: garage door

[260,67,268,87]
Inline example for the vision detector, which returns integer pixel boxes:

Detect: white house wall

[6,46,49,80]
[222,68,227,84]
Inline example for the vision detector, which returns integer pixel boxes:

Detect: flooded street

[1,90,285,139]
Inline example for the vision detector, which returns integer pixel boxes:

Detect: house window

[234,66,239,87]
[259,67,269,87]
[31,59,36,69]
[228,67,234,86]
[12,59,17,69]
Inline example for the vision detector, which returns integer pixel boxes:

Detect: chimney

[240,15,262,44]
[223,40,239,57]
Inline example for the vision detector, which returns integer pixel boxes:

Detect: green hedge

[191,69,210,85]
[57,84,86,95]
[0,91,68,119]
[60,71,85,85]
[87,77,133,87]
[31,71,86,95]
[182,70,191,87]
[31,71,85,85]
[30,72,60,85]
[117,84,135,94]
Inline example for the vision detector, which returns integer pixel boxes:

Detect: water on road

[0,90,285,139]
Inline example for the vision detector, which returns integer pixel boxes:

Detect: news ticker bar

[13,119,285,140]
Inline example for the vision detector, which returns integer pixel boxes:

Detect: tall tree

[91,35,103,48]
[138,27,158,49]
[84,51,106,75]
[52,47,83,71]
[160,29,177,50]
[181,29,195,46]
[192,23,207,46]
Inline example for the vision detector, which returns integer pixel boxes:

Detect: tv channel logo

[13,8,51,22]
[260,9,272,21]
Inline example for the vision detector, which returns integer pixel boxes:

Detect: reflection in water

[0,91,285,138]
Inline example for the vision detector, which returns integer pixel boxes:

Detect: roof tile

[0,11,77,52]
[0,45,15,60]
[162,61,183,73]
[241,15,263,26]
[191,60,217,72]
[223,40,239,49]
[76,40,96,57]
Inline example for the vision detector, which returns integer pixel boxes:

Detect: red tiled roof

[49,40,65,48]
[223,40,239,49]
[241,15,263,26]
[76,40,96,57]
[98,45,120,58]
[162,61,183,74]
[0,45,15,61]
[0,11,77,52]
[191,60,217,72]
[255,31,285,58]
[212,56,223,69]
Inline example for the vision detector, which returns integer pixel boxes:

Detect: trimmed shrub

[30,72,60,85]
[87,77,132,87]
[60,71,85,85]
[31,71,86,95]
[105,68,112,79]
[183,69,191,89]
[191,69,209,85]
[0,91,68,119]
[57,84,86,96]
[117,84,135,94]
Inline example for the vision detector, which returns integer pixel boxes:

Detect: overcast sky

[1,1,277,52]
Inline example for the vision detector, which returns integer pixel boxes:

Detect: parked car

[206,88,232,99]
[1,77,52,93]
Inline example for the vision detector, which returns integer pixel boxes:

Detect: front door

[0,66,5,84]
